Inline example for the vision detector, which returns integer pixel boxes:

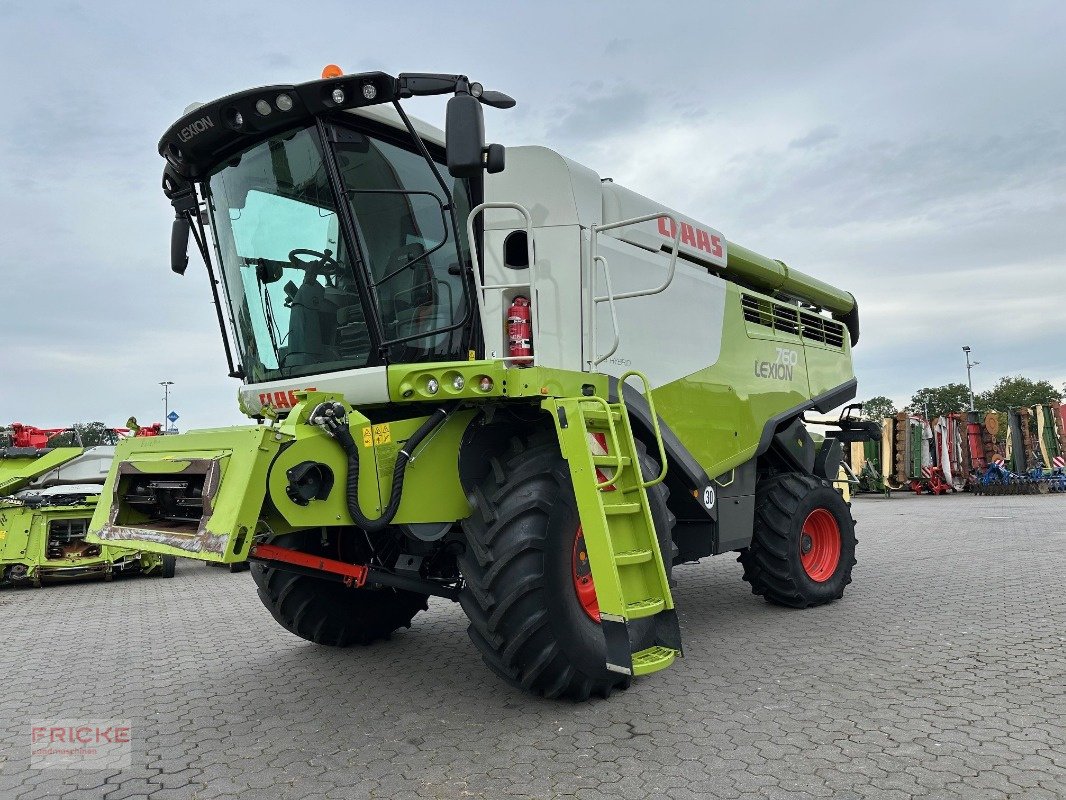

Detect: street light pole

[160,381,174,432]
[962,347,978,412]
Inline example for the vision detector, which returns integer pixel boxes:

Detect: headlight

[478,376,494,392]
[276,93,293,112]
[255,99,272,116]
[452,375,465,391]
[331,88,345,105]
[362,83,377,100]
[426,378,439,395]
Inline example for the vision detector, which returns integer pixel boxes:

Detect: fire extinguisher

[506,296,533,366]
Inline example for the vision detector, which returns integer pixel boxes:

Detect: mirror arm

[390,99,453,205]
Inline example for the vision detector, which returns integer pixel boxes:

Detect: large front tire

[250,532,429,646]
[739,473,856,608]
[459,431,673,701]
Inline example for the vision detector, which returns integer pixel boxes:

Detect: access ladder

[543,372,682,677]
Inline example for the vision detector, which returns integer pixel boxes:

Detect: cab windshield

[206,122,473,382]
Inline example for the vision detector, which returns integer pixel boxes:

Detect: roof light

[276,93,293,112]
[322,64,343,79]
[331,88,345,105]
[255,99,272,116]
[362,83,377,101]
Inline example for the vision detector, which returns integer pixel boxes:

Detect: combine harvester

[0,422,175,586]
[88,67,876,700]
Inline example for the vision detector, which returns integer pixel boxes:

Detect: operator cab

[161,71,512,385]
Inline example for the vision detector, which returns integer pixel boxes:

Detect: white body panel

[481,146,729,388]
[239,366,390,415]
[591,235,726,387]
[22,447,116,489]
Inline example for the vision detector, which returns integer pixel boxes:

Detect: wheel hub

[798,509,841,583]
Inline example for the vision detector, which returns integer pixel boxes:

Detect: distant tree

[977,376,1060,412]
[47,421,119,448]
[907,383,972,419]
[861,396,897,421]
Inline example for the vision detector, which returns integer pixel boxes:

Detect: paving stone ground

[1,491,1064,799]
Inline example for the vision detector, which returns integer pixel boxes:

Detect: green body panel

[649,285,854,479]
[0,447,84,494]
[87,425,287,563]
[387,361,607,403]
[88,391,476,563]
[1,497,163,582]
[265,405,475,528]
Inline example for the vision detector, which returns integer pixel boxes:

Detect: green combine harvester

[88,68,873,699]
[1,423,173,586]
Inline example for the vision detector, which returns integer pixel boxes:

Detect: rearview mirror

[445,94,486,178]
[171,216,191,275]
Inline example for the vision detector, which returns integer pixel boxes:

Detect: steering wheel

[288,248,341,276]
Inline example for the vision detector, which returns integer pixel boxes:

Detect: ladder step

[631,646,679,676]
[626,597,666,618]
[603,502,641,516]
[614,548,652,565]
[583,409,622,425]
[593,455,631,467]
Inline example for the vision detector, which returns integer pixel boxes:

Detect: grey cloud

[789,125,839,149]
[547,86,652,143]
[1,0,1064,429]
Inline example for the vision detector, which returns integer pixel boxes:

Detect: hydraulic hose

[315,404,449,533]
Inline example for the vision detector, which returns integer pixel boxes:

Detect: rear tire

[739,473,856,608]
[250,532,429,647]
[458,430,674,701]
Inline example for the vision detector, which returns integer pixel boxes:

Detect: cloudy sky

[1,1,1063,430]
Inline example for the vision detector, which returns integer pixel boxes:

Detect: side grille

[742,294,845,349]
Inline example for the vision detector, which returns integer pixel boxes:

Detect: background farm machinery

[845,401,1066,497]
[0,422,174,586]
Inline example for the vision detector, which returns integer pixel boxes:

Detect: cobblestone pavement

[1,492,1064,799]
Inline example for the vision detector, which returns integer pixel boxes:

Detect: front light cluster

[399,371,495,400]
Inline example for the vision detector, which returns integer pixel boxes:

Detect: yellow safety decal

[362,424,392,447]
[0,530,6,540]
[468,350,476,361]
[373,424,392,445]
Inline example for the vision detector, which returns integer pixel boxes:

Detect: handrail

[591,256,621,367]
[591,213,682,301]
[618,370,668,487]
[465,202,538,364]
[587,213,682,371]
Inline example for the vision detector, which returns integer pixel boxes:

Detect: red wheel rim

[572,527,600,622]
[799,509,841,582]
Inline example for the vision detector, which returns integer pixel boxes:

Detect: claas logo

[658,216,724,258]
[258,388,318,410]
